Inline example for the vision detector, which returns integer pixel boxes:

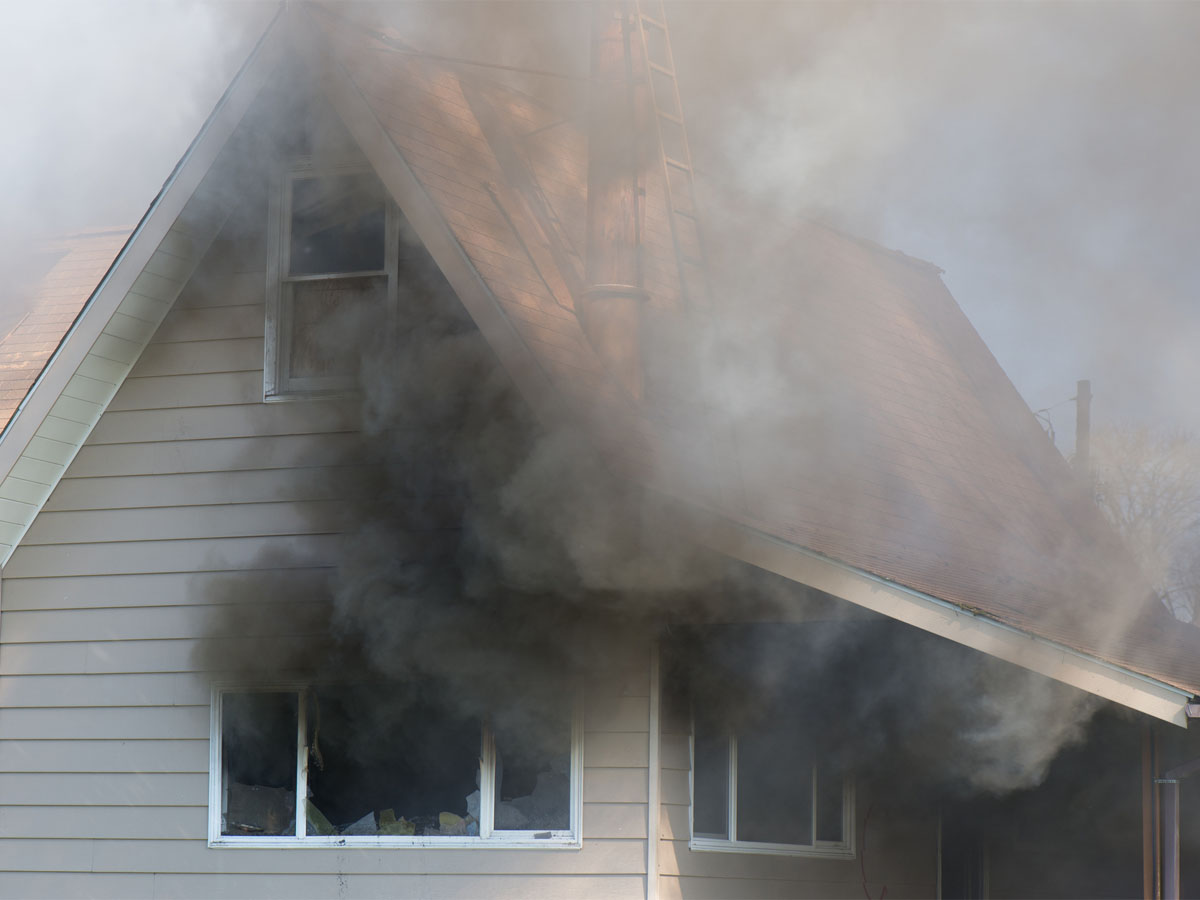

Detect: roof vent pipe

[1073,379,1092,473]
[582,0,647,402]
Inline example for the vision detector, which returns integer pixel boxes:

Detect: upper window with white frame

[210,682,582,847]
[265,162,397,400]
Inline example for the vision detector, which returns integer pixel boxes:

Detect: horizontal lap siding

[583,647,651,864]
[0,218,649,897]
[0,873,646,900]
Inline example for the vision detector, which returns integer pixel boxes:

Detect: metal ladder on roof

[633,0,713,309]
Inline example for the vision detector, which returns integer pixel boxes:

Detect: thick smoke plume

[201,217,1099,795]
[90,1,1181,805]
[667,619,1099,800]
[196,176,720,721]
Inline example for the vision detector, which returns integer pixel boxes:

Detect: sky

[3,1,1199,447]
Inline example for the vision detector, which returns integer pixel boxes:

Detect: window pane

[815,766,845,843]
[286,275,384,381]
[221,692,297,836]
[491,693,572,832]
[289,173,385,275]
[735,729,813,845]
[692,711,729,839]
[305,686,481,837]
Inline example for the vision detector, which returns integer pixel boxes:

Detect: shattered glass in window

[490,694,572,832]
[221,692,297,836]
[304,685,481,837]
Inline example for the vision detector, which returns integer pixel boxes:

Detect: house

[1,3,1199,898]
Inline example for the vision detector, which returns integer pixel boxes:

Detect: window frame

[688,722,856,859]
[264,158,399,401]
[208,683,585,849]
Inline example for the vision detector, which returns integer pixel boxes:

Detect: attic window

[209,684,582,847]
[265,163,397,400]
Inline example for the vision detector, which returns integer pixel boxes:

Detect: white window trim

[688,726,856,859]
[208,683,584,849]
[264,158,399,401]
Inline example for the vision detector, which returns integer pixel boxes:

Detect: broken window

[265,163,396,399]
[489,693,573,833]
[220,691,297,837]
[210,684,580,846]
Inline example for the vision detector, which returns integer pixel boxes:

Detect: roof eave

[683,504,1195,727]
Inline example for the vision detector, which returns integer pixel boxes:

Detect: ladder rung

[639,14,668,31]
[672,207,697,219]
[664,156,691,171]
[656,110,684,125]
[648,62,676,78]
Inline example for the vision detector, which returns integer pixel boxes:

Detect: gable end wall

[0,212,651,899]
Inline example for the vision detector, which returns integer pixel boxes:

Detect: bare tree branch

[1090,426,1200,623]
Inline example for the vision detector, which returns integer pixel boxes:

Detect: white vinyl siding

[0,211,652,900]
[0,171,230,566]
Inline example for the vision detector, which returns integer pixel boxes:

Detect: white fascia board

[687,510,1194,727]
[0,6,286,570]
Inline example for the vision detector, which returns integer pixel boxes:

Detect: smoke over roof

[6,1,1200,804]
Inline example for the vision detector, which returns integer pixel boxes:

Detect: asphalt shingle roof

[312,5,1200,693]
[4,6,1195,698]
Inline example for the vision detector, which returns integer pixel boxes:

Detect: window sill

[210,833,582,850]
[263,385,360,403]
[689,836,855,860]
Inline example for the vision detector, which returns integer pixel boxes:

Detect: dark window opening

[221,692,297,836]
[491,693,572,832]
[692,709,730,839]
[305,687,480,837]
[215,684,577,842]
[289,172,385,276]
[681,626,852,853]
[735,724,815,845]
[815,765,845,843]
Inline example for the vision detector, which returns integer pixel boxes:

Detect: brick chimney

[581,0,647,402]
